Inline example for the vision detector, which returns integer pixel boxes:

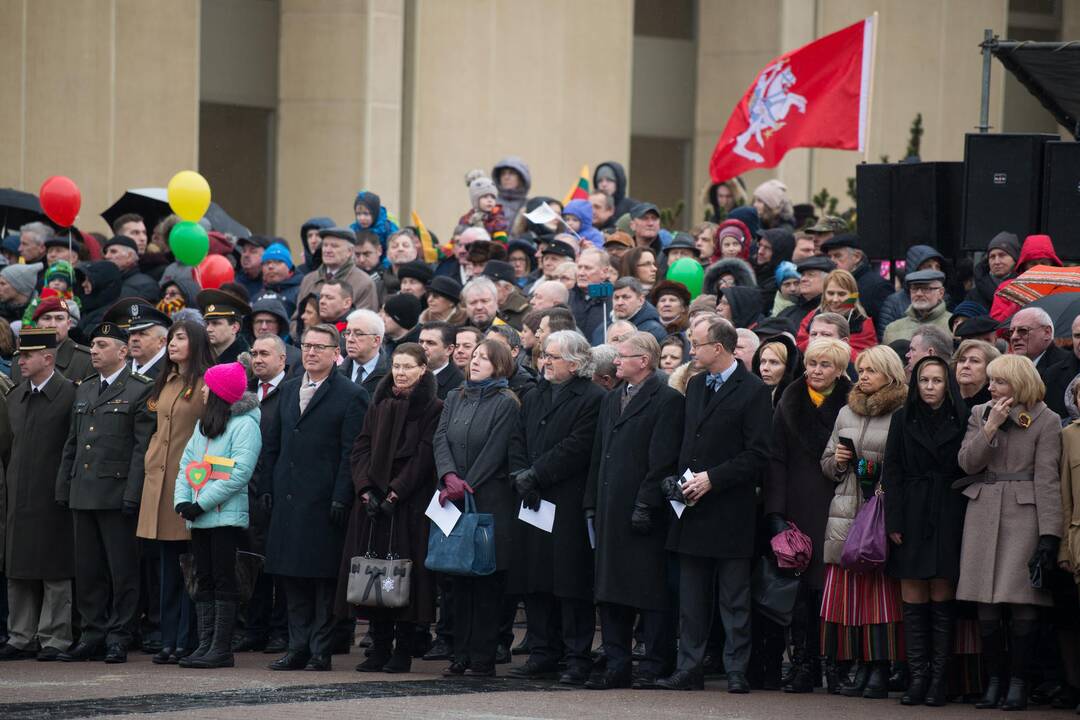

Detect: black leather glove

[630,503,652,536]
[259,493,273,512]
[522,488,541,512]
[330,500,347,527]
[122,500,139,517]
[379,497,396,516]
[56,498,69,509]
[660,476,686,503]
[512,468,539,497]
[765,512,789,538]
[363,493,381,518]
[178,502,204,521]
[1031,534,1060,570]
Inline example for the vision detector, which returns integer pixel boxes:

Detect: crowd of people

[1,158,1079,713]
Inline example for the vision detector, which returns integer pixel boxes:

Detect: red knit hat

[203,362,247,404]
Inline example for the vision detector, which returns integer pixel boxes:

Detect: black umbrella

[102,188,251,239]
[0,188,46,234]
[1029,292,1080,339]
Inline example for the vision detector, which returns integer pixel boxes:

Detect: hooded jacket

[492,156,532,227]
[990,234,1063,322]
[299,216,335,274]
[876,245,946,332]
[704,257,757,296]
[755,227,795,316]
[752,332,801,407]
[350,191,398,250]
[593,161,637,221]
[719,286,764,329]
[882,298,952,345]
[77,261,124,333]
[562,199,604,248]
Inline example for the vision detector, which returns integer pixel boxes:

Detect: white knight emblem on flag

[734,61,807,163]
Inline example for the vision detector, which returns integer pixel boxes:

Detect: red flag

[709,17,875,183]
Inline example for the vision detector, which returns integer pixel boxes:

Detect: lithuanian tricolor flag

[411,210,440,264]
[562,165,590,206]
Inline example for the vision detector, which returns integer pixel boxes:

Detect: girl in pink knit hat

[172,361,261,669]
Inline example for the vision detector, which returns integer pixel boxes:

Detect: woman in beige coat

[137,319,213,664]
[1056,374,1080,712]
[957,354,1062,711]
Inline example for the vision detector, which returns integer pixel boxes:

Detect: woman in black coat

[884,355,969,706]
[337,344,443,674]
[433,338,526,677]
[752,333,801,407]
[764,337,852,693]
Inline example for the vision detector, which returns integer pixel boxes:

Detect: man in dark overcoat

[0,329,74,661]
[260,324,367,671]
[584,331,684,689]
[508,330,604,686]
[56,322,155,663]
[657,316,771,692]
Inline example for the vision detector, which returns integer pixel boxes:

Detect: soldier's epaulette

[130,372,153,384]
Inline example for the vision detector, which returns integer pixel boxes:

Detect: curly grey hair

[544,330,594,378]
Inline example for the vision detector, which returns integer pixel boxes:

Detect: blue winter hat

[261,243,294,270]
[951,300,988,320]
[727,205,761,240]
[774,260,800,286]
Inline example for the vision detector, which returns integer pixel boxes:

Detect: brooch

[1017,412,1032,429]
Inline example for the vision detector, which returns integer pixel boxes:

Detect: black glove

[363,493,381,518]
[330,500,347,527]
[178,502,204,521]
[1030,534,1060,570]
[522,489,541,512]
[660,476,686,503]
[379,497,396,516]
[765,513,789,538]
[56,498,68,509]
[122,500,139,517]
[259,493,273,512]
[630,503,652,536]
[512,468,539,498]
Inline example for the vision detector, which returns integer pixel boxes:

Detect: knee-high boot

[925,601,954,706]
[974,620,1006,709]
[901,603,931,705]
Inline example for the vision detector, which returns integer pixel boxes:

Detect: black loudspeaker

[1042,141,1080,259]
[856,162,963,260]
[961,132,1058,251]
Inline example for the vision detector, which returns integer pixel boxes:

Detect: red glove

[439,473,473,506]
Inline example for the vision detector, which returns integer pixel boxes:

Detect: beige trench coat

[137,374,205,541]
[1058,421,1080,582]
[956,401,1062,606]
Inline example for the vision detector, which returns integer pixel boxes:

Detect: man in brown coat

[0,329,76,661]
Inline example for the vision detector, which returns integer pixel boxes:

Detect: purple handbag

[839,493,887,573]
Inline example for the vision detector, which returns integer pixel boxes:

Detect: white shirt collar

[132,346,167,374]
[100,366,125,386]
[303,371,328,389]
[258,370,285,399]
[31,371,55,393]
[433,361,450,376]
[352,353,380,382]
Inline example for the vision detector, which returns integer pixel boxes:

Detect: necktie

[706,373,724,391]
[32,387,40,395]
[261,382,272,400]
[299,381,317,413]
[621,384,636,412]
[99,379,109,397]
[355,366,366,384]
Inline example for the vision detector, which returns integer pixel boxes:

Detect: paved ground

[0,649,1052,720]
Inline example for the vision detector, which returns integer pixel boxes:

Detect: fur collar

[779,375,852,455]
[846,382,907,417]
[230,391,260,416]
[373,370,438,417]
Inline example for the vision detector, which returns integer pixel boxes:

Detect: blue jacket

[173,393,262,530]
[563,199,604,248]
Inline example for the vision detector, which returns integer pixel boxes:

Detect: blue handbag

[424,493,496,576]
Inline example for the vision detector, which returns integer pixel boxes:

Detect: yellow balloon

[167,170,211,222]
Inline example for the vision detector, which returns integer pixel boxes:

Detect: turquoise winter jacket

[173,392,261,530]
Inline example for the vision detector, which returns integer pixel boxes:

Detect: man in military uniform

[104,298,172,379]
[197,288,251,365]
[10,297,93,384]
[56,322,155,663]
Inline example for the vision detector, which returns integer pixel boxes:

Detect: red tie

[261,382,272,399]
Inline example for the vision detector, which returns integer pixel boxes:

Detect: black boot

[974,621,1006,709]
[178,600,214,667]
[840,662,871,697]
[382,624,412,674]
[901,603,931,706]
[1001,620,1035,711]
[826,660,851,694]
[187,600,237,668]
[355,621,392,672]
[863,661,889,699]
[783,655,815,693]
[925,601,954,707]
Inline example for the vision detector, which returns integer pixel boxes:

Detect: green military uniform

[10,337,93,385]
[56,322,155,657]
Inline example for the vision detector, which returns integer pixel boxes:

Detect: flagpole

[863,12,879,164]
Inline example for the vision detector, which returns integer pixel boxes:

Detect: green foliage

[905,113,924,160]
[661,200,684,229]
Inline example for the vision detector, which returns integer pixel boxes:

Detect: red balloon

[38,175,81,228]
[195,254,235,290]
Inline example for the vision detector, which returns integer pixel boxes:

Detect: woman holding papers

[337,343,443,674]
[764,338,852,693]
[433,338,526,677]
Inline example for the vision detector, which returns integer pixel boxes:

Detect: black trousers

[434,575,454,643]
[73,509,140,647]
[0,571,7,639]
[599,602,675,676]
[283,576,338,656]
[524,592,594,671]
[137,538,161,643]
[676,555,752,675]
[157,540,195,649]
[452,570,506,670]
[246,572,288,640]
[191,527,242,601]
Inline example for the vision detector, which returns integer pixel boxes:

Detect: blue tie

[706,373,724,391]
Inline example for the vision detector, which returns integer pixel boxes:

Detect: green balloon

[170,221,209,266]
[666,257,705,298]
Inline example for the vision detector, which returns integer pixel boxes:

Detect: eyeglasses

[689,341,719,351]
[909,285,944,295]
[300,343,337,353]
[615,353,645,361]
[636,260,657,268]
[391,364,420,372]
[1009,326,1042,338]
[539,352,563,361]
[342,330,377,338]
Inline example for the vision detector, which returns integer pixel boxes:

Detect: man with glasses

[584,331,684,689]
[1010,306,1072,416]
[882,269,952,344]
[260,323,368,672]
[339,308,388,397]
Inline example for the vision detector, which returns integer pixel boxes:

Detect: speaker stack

[1042,141,1080,257]
[855,161,963,260]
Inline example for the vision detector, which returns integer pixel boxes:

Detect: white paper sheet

[425,490,462,537]
[671,467,696,518]
[670,499,686,518]
[518,499,556,533]
[587,517,596,549]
